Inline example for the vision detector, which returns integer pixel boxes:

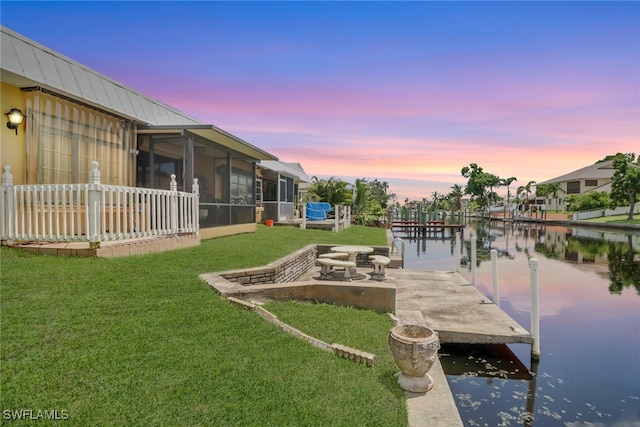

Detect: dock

[385,268,532,427]
[391,269,532,345]
[392,220,464,238]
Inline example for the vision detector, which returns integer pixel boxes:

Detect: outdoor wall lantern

[6,108,25,135]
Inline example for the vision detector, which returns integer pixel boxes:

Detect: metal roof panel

[7,34,43,81]
[98,78,120,111]
[0,32,21,75]
[84,72,112,107]
[35,48,64,89]
[109,85,135,118]
[70,64,96,102]
[51,56,80,96]
[125,92,150,123]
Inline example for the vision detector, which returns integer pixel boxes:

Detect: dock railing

[1,162,199,247]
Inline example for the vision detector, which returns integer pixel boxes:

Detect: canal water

[394,220,640,427]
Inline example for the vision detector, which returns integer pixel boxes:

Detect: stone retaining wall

[219,244,318,285]
[219,244,391,286]
[203,243,397,314]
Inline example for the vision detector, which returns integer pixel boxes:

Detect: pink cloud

[103,54,638,203]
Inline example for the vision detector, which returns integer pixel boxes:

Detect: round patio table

[330,245,374,271]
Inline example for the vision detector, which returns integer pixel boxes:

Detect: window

[585,180,598,187]
[231,171,253,204]
[567,181,581,194]
[25,91,133,185]
[230,159,254,205]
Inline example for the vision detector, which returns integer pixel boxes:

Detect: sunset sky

[2,1,638,202]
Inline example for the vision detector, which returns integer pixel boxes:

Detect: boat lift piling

[470,236,477,286]
[473,243,540,361]
[530,259,541,361]
[454,232,461,273]
[491,249,500,308]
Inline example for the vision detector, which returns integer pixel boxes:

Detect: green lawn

[1,225,407,426]
[584,214,640,225]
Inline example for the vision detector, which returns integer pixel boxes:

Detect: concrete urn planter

[388,324,440,392]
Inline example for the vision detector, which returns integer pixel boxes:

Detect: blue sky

[2,1,638,201]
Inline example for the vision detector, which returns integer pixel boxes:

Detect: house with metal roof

[1,26,278,251]
[536,160,616,211]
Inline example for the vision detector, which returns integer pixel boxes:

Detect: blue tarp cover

[306,202,332,220]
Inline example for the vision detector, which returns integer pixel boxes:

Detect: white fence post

[530,258,541,360]
[455,231,461,273]
[491,249,500,307]
[1,165,15,244]
[87,161,102,248]
[170,174,178,235]
[192,178,200,232]
[471,236,477,286]
[300,205,307,230]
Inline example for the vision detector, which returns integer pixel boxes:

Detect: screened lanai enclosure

[136,128,260,228]
[258,161,310,223]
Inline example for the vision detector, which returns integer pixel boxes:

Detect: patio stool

[318,252,349,259]
[369,255,391,280]
[316,258,356,281]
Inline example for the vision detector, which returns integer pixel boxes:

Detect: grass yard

[1,225,407,426]
[585,214,640,225]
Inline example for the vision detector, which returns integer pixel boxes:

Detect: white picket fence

[1,162,199,246]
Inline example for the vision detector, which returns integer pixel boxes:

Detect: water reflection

[442,344,540,427]
[436,220,640,293]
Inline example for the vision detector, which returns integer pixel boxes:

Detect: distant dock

[392,220,464,238]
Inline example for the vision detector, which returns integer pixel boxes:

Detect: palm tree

[484,173,500,218]
[352,179,369,217]
[499,177,517,218]
[449,184,464,211]
[515,185,529,217]
[545,182,564,212]
[431,191,442,208]
[536,184,550,219]
[327,179,350,206]
[306,176,351,206]
[524,180,536,217]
